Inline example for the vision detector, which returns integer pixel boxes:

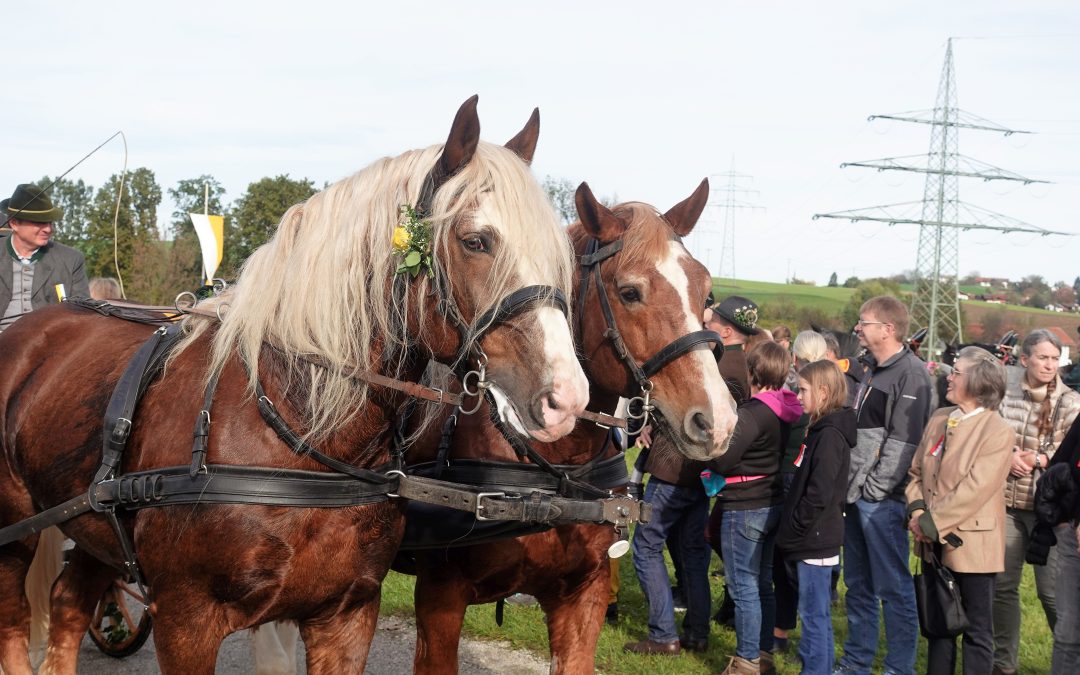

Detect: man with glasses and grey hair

[834,295,932,675]
[1,183,89,332]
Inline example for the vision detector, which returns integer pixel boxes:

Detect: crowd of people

[621,292,1080,675]
[6,183,1080,674]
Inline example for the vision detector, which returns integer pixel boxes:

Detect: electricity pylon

[700,161,763,284]
[814,38,1071,356]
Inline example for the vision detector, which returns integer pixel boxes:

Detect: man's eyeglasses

[855,319,891,328]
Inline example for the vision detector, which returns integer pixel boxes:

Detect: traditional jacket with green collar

[0,234,90,320]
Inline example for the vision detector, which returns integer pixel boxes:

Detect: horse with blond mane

[0,96,589,675]
[397,181,737,674]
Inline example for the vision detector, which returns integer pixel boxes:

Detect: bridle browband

[577,236,721,427]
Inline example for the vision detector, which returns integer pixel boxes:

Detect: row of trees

[35,171,318,304]
[31,171,604,306]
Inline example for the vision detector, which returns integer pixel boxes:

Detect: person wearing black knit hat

[0,183,89,331]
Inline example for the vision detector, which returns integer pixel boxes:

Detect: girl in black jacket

[776,360,856,675]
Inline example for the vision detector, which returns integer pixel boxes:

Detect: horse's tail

[26,525,64,667]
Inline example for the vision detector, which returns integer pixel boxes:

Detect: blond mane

[178,141,573,441]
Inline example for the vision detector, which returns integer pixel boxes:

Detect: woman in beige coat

[907,346,1013,675]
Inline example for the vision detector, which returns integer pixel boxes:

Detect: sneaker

[719,655,760,674]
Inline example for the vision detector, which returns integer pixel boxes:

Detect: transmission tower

[814,38,1071,355]
[700,161,763,284]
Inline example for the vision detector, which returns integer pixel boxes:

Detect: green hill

[712,279,854,329]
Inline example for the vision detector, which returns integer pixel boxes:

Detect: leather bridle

[577,236,721,428]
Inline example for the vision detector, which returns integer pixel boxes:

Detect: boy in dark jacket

[778,360,856,675]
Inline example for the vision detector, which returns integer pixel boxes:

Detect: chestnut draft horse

[399,181,737,674]
[0,96,591,675]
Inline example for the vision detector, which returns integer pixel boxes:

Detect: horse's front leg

[413,573,471,675]
[39,547,116,675]
[149,591,230,675]
[300,598,380,675]
[538,556,610,675]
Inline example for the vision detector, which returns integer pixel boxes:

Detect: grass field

[711,278,1080,341]
[712,279,853,316]
[379,446,1058,673]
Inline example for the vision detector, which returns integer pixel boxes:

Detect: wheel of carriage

[88,579,153,658]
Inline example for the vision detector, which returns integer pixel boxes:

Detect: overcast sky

[3,1,1077,286]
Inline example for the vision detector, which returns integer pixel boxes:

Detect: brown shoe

[623,638,681,655]
[718,655,760,674]
[758,650,776,675]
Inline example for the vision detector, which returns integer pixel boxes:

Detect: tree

[543,175,577,225]
[168,176,228,237]
[828,272,838,287]
[541,175,616,225]
[224,175,317,275]
[843,276,861,288]
[1052,283,1077,308]
[83,168,163,284]
[168,176,229,284]
[34,176,94,247]
[1073,276,1080,295]
[841,278,903,329]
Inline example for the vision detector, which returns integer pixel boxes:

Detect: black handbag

[914,548,969,638]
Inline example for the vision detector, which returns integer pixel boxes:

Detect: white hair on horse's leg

[251,621,300,675]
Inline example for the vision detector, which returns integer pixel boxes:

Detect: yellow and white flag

[189,213,224,284]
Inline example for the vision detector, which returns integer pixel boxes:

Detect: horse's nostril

[546,391,559,412]
[684,410,713,442]
[692,412,711,433]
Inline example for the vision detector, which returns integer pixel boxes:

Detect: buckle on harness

[111,417,132,443]
[474,491,506,521]
[601,495,650,527]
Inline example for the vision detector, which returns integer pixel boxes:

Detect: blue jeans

[798,561,836,675]
[839,498,918,675]
[719,505,780,659]
[631,478,711,643]
[1053,523,1080,675]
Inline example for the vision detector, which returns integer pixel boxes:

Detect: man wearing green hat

[1,183,89,331]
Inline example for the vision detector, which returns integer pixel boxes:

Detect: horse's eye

[619,287,641,303]
[461,235,488,253]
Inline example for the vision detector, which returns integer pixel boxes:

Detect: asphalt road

[75,615,549,674]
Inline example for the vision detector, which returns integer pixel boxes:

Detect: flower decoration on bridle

[733,305,758,330]
[393,205,434,278]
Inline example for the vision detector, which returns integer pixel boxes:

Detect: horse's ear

[504,108,540,164]
[664,178,710,237]
[440,95,482,177]
[575,182,627,244]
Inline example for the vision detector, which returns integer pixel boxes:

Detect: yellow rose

[392,225,411,251]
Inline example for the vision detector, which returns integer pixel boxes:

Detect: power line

[814,38,1073,355]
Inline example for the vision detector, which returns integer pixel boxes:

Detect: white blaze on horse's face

[653,241,738,460]
[468,194,588,442]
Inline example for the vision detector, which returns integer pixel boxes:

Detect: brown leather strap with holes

[181,305,624,425]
